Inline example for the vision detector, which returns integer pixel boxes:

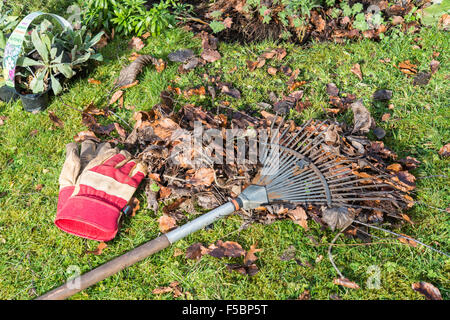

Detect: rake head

[236,116,403,218]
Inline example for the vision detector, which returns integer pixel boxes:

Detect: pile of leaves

[184,0,449,43]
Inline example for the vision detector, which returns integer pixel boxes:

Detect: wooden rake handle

[36,201,238,300]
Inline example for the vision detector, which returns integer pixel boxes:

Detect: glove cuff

[55,196,122,241]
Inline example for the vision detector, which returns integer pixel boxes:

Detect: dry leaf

[267,67,277,75]
[129,197,140,217]
[288,206,308,230]
[398,234,417,247]
[438,143,450,157]
[351,63,363,81]
[88,78,101,85]
[381,113,391,122]
[412,282,442,300]
[333,277,360,289]
[109,90,123,105]
[386,163,402,172]
[128,37,145,51]
[396,60,417,75]
[120,80,139,89]
[186,243,208,260]
[189,167,215,186]
[86,242,107,255]
[244,243,262,266]
[48,111,64,129]
[74,130,99,142]
[158,215,177,233]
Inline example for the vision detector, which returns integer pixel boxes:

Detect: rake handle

[36,201,238,300]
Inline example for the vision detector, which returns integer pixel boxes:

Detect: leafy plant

[83,0,176,37]
[16,22,104,95]
[0,2,19,59]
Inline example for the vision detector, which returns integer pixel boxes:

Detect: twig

[328,225,349,279]
[353,220,450,258]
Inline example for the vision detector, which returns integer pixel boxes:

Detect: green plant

[0,2,19,59]
[16,22,103,95]
[84,0,176,37]
[82,0,117,33]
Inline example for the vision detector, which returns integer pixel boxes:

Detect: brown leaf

[73,130,99,142]
[223,17,233,28]
[351,99,375,134]
[396,60,417,75]
[201,49,221,62]
[288,206,308,230]
[430,60,440,75]
[86,242,107,255]
[267,67,277,75]
[244,243,262,266]
[151,117,180,140]
[0,115,7,126]
[297,290,310,300]
[158,215,177,233]
[399,156,421,169]
[326,83,339,96]
[438,143,450,157]
[141,32,151,39]
[129,197,140,217]
[159,186,172,199]
[351,63,363,81]
[155,58,166,73]
[35,184,43,191]
[208,240,245,258]
[109,90,123,105]
[128,36,145,51]
[381,113,391,122]
[322,207,354,231]
[88,78,101,85]
[386,163,402,172]
[120,80,139,89]
[333,277,360,289]
[83,103,107,116]
[48,111,64,129]
[152,286,173,295]
[412,282,442,300]
[186,243,208,260]
[398,234,417,247]
[401,213,414,225]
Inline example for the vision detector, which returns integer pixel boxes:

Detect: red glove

[55,141,147,241]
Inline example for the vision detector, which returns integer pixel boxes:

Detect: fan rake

[37,116,404,299]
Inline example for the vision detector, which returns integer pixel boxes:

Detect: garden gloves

[55,140,147,241]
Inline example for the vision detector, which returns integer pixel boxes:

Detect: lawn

[0,25,448,300]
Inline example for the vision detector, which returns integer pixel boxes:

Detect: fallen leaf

[351,63,363,81]
[267,67,277,75]
[86,242,107,255]
[372,89,392,101]
[141,32,151,39]
[119,80,139,89]
[244,243,263,266]
[351,99,375,134]
[48,111,64,129]
[129,197,140,216]
[114,55,157,89]
[387,163,402,172]
[186,243,208,260]
[438,143,450,157]
[74,130,99,142]
[381,113,391,121]
[155,58,166,73]
[413,71,431,86]
[158,215,177,233]
[0,115,8,126]
[109,90,123,105]
[35,184,43,191]
[412,282,442,300]
[288,206,308,230]
[396,60,417,75]
[297,290,310,300]
[399,156,421,169]
[326,83,339,96]
[430,60,440,74]
[128,36,145,51]
[333,277,360,289]
[201,49,221,62]
[321,207,354,231]
[398,234,417,247]
[223,17,233,28]
[88,78,101,85]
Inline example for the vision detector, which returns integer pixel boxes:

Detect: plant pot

[19,85,51,113]
[0,85,19,103]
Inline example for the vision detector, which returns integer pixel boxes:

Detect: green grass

[0,26,449,300]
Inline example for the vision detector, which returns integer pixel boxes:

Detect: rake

[37,117,400,300]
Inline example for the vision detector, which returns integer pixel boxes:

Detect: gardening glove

[55,140,147,241]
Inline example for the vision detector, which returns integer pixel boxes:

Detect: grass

[0,25,449,300]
